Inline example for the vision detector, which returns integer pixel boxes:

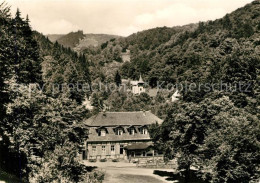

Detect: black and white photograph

[0,0,259,182]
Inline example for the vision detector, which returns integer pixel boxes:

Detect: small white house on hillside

[130,75,145,95]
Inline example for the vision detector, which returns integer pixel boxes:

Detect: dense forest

[0,3,103,182]
[81,1,260,117]
[0,0,259,182]
[79,0,260,182]
[129,1,259,182]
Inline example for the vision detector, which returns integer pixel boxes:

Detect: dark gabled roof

[84,111,163,127]
[87,127,151,142]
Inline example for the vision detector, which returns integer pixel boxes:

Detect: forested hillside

[119,0,260,104]
[47,31,120,50]
[0,3,103,183]
[0,0,259,182]
[46,34,64,42]
[83,0,259,113]
[35,31,91,103]
[145,1,259,182]
[76,1,260,182]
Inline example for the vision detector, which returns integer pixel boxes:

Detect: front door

[82,150,86,160]
[120,145,124,155]
[131,151,135,157]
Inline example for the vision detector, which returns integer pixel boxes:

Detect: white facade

[130,75,145,95]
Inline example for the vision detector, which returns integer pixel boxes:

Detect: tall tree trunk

[184,164,190,183]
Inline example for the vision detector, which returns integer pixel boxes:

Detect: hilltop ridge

[47,30,121,50]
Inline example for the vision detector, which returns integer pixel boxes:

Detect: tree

[0,3,96,182]
[221,46,258,108]
[0,2,11,117]
[114,70,121,87]
[10,9,42,84]
[113,45,122,62]
[151,94,260,182]
[157,101,207,182]
[6,83,89,181]
[201,102,260,182]
[222,15,232,30]
[0,3,24,178]
[106,91,127,111]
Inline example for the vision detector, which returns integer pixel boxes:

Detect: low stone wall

[130,155,163,162]
[134,157,177,169]
[89,154,126,160]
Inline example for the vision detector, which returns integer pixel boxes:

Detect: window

[116,128,123,135]
[120,145,124,154]
[98,129,106,136]
[102,145,106,154]
[92,146,96,155]
[130,128,135,135]
[111,145,115,152]
[101,129,106,136]
[141,127,148,135]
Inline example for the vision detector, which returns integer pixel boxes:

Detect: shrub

[86,170,105,183]
[89,159,97,163]
[100,158,107,162]
[112,159,119,162]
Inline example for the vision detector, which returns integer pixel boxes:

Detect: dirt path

[83,160,175,183]
[100,167,173,183]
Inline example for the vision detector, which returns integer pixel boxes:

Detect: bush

[100,158,107,162]
[89,159,97,163]
[112,159,119,162]
[87,170,105,183]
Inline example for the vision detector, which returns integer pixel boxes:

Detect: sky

[7,0,254,36]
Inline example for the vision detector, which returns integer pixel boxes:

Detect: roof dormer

[127,125,137,135]
[139,125,148,135]
[113,126,125,136]
[96,126,108,136]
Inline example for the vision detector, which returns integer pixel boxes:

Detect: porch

[124,142,163,161]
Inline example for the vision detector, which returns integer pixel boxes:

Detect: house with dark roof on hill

[81,111,163,160]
